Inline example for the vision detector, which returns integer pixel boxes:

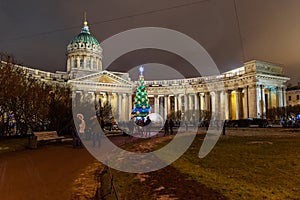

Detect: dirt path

[0,144,96,200]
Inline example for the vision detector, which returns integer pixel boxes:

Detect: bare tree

[0,53,72,136]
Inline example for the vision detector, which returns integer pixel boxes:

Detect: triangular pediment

[70,70,134,86]
[97,74,119,83]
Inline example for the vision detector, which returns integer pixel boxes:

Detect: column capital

[235,88,243,93]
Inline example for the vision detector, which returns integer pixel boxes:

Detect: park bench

[33,131,65,142]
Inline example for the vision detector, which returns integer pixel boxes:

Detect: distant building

[1,16,291,121]
[286,83,300,106]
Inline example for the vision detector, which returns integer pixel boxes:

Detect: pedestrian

[72,118,82,148]
[145,116,152,137]
[77,113,86,139]
[137,119,144,136]
[128,119,134,136]
[222,123,226,135]
[169,119,174,135]
[90,116,101,148]
[164,119,169,136]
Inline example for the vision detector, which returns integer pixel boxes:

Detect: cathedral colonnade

[146,84,287,121]
[73,82,287,123]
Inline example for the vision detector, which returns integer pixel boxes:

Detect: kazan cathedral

[9,18,290,123]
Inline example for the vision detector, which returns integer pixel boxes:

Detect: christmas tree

[131,66,150,119]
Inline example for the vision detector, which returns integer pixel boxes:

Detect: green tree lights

[131,66,150,118]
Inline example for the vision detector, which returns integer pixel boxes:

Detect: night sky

[0,0,300,83]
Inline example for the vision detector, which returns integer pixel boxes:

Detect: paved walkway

[0,144,96,200]
[0,132,180,200]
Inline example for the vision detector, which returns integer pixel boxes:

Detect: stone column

[188,94,193,121]
[107,92,112,104]
[282,86,287,108]
[194,92,199,112]
[213,91,220,120]
[67,58,71,72]
[154,95,159,113]
[98,58,102,71]
[184,94,188,121]
[174,95,178,113]
[118,93,123,121]
[90,57,94,69]
[77,57,80,69]
[168,95,172,114]
[188,94,193,111]
[235,89,241,120]
[205,92,211,112]
[128,94,132,120]
[69,57,73,70]
[268,88,273,109]
[224,90,230,120]
[164,95,168,120]
[261,85,266,118]
[247,85,257,119]
[220,91,225,120]
[178,95,182,112]
[72,56,76,68]
[159,96,164,117]
[243,86,249,119]
[83,56,86,69]
[256,85,261,118]
[96,59,100,70]
[122,94,127,121]
[276,87,283,108]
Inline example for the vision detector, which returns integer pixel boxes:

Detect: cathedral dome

[67,19,101,51]
[66,14,103,77]
[69,26,100,47]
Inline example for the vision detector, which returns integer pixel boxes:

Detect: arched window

[86,60,91,68]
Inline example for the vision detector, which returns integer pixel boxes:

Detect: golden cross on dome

[83,12,88,26]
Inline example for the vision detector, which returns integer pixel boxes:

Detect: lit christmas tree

[131,66,151,119]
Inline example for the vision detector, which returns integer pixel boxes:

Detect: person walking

[222,123,226,135]
[164,119,169,136]
[169,119,174,135]
[90,116,101,148]
[145,116,152,137]
[77,113,86,139]
[72,118,82,148]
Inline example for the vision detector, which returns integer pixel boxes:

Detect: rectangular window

[74,60,77,68]
[288,96,292,101]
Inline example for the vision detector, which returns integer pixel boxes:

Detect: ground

[0,128,300,199]
[101,128,300,199]
[0,142,96,200]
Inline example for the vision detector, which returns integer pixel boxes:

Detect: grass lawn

[172,133,300,199]
[103,130,300,199]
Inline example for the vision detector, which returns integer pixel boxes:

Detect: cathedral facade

[5,18,290,122]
